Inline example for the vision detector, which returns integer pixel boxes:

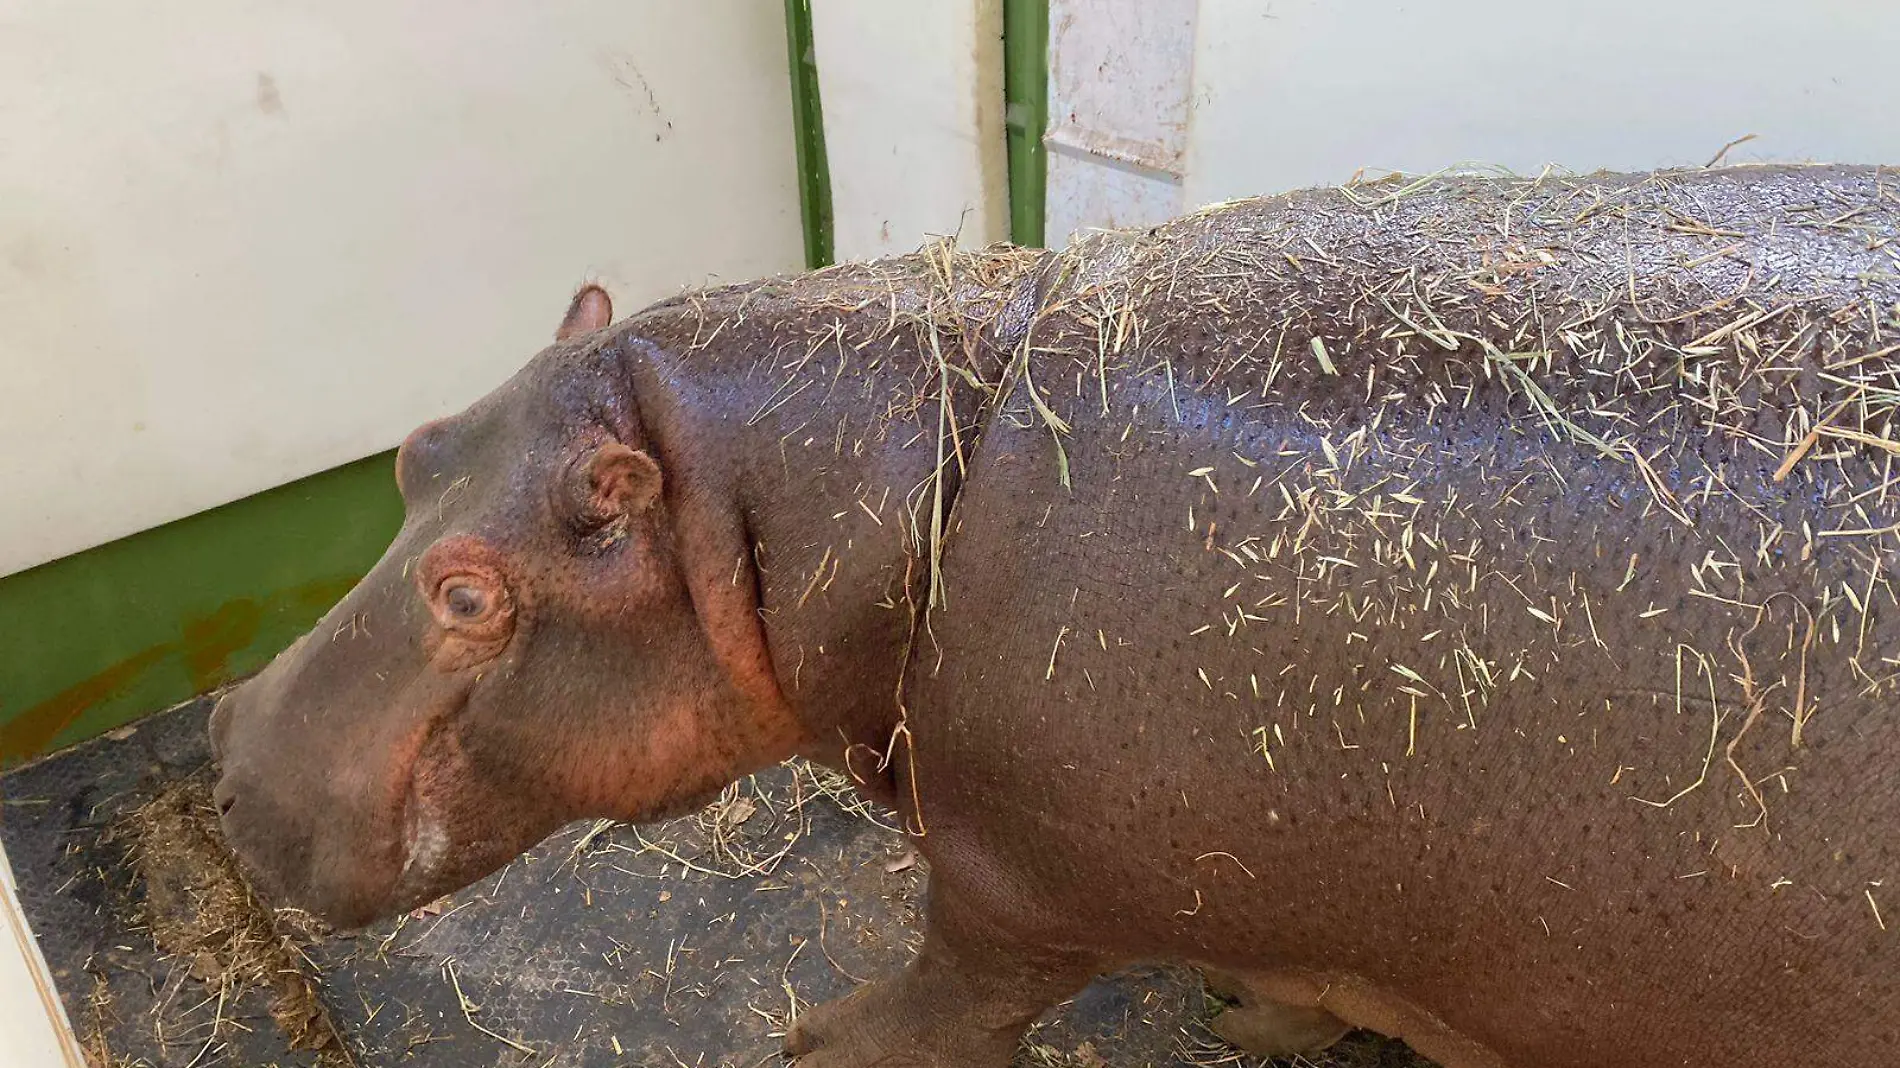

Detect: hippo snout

[211,758,386,928]
[210,767,238,816]
[206,676,372,927]
[205,656,506,931]
[208,682,262,821]
[211,765,304,903]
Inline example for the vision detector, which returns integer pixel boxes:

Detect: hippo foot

[1209,999,1351,1057]
[1204,970,1350,1057]
[786,875,1101,1067]
[784,973,1022,1067]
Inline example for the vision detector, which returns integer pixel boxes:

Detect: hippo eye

[442,582,489,621]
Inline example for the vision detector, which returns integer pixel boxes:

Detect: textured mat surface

[1,698,326,1068]
[2,699,1429,1068]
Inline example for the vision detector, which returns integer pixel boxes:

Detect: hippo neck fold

[612,245,1050,802]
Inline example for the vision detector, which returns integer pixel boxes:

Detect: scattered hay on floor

[115,772,353,1067]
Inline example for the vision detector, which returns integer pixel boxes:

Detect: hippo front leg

[785,876,1102,1067]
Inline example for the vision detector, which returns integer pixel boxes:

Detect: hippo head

[209,287,801,928]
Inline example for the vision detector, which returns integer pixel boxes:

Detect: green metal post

[1003,0,1050,248]
[783,0,835,269]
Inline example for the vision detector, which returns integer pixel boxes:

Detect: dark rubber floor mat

[2,699,1430,1068]
[1,696,332,1068]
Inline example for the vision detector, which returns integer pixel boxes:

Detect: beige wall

[811,0,1010,260]
[0,1,805,577]
[1185,0,1900,204]
[1048,0,1900,241]
[1046,0,1196,241]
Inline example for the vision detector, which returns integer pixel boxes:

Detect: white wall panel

[1186,0,1900,203]
[0,1,804,576]
[811,0,1009,260]
[1046,0,1900,241]
[1045,0,1197,244]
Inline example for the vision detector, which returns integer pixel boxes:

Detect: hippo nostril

[212,778,238,818]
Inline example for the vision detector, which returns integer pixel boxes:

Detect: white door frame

[0,842,86,1068]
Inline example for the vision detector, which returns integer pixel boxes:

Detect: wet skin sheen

[213,166,1900,1068]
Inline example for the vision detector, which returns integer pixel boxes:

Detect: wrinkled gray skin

[214,166,1900,1067]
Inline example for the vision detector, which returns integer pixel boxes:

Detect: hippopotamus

[210,164,1900,1067]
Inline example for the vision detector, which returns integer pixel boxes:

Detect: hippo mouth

[394,776,447,900]
[376,683,542,920]
[388,723,459,912]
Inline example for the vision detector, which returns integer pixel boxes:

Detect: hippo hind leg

[1204,969,1351,1058]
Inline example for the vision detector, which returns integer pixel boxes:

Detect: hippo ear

[565,442,662,525]
[555,284,613,341]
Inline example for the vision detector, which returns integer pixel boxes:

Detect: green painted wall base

[0,453,402,769]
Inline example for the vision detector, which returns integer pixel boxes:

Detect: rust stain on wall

[180,599,266,694]
[0,575,362,768]
[0,645,173,767]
